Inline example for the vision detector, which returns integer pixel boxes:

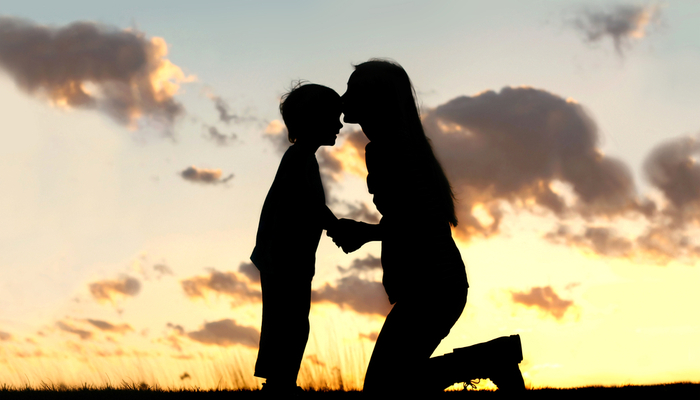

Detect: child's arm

[321,205,338,231]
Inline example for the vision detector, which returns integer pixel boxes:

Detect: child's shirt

[251,143,332,278]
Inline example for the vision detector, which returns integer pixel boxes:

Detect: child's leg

[255,270,312,387]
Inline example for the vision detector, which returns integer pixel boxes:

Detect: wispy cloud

[180,166,233,184]
[153,263,174,278]
[312,275,391,316]
[571,4,661,55]
[204,125,238,146]
[181,269,261,306]
[336,254,382,275]
[510,286,574,320]
[56,321,93,340]
[187,319,259,348]
[0,17,194,133]
[84,319,133,334]
[359,332,378,342]
[89,276,141,304]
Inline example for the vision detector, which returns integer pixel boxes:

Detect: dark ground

[1,383,699,398]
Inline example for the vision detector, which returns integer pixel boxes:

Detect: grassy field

[1,382,699,398]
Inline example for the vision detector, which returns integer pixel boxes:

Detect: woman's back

[365,140,467,303]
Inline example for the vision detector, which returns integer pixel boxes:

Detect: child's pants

[254,269,312,385]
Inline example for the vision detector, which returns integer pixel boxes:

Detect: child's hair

[280,82,340,143]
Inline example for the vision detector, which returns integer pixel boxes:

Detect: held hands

[327,219,369,254]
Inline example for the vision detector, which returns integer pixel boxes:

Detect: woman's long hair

[353,59,458,227]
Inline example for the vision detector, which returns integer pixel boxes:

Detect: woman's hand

[327,219,378,254]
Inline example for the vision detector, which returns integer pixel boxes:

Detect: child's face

[309,99,343,146]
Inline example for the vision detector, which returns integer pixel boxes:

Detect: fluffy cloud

[180,166,233,184]
[89,276,140,304]
[571,4,661,55]
[312,275,390,316]
[56,321,93,340]
[84,319,133,334]
[430,87,638,231]
[323,87,640,240]
[644,135,700,219]
[510,286,574,320]
[0,17,193,132]
[310,86,700,266]
[187,319,259,348]
[181,269,261,305]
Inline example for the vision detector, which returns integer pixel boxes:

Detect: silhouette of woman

[330,59,469,395]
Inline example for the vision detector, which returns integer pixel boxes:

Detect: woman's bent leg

[364,288,466,395]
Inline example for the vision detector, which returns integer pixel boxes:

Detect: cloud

[84,319,133,334]
[0,331,12,341]
[510,286,574,320]
[571,4,661,55]
[312,275,391,316]
[180,166,233,184]
[205,125,237,146]
[429,87,638,234]
[337,254,382,275]
[546,222,700,265]
[0,17,193,132]
[318,130,369,183]
[160,323,186,351]
[89,276,140,303]
[210,94,240,124]
[187,319,259,348]
[635,225,700,265]
[153,263,174,277]
[644,135,700,218]
[238,261,260,283]
[321,87,644,240]
[56,321,93,340]
[359,332,379,342]
[181,269,261,305]
[167,323,186,336]
[263,120,291,154]
[334,201,381,224]
[319,87,700,267]
[545,225,634,258]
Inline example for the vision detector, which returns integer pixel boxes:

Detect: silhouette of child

[250,83,341,394]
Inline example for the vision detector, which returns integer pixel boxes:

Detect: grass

[1,382,699,398]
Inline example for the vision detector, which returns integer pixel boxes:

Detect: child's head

[280,83,342,146]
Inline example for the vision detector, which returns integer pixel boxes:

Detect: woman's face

[341,71,376,126]
[340,72,360,124]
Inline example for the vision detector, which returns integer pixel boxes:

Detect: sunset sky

[2,0,700,391]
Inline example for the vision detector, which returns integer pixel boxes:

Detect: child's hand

[327,219,366,253]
